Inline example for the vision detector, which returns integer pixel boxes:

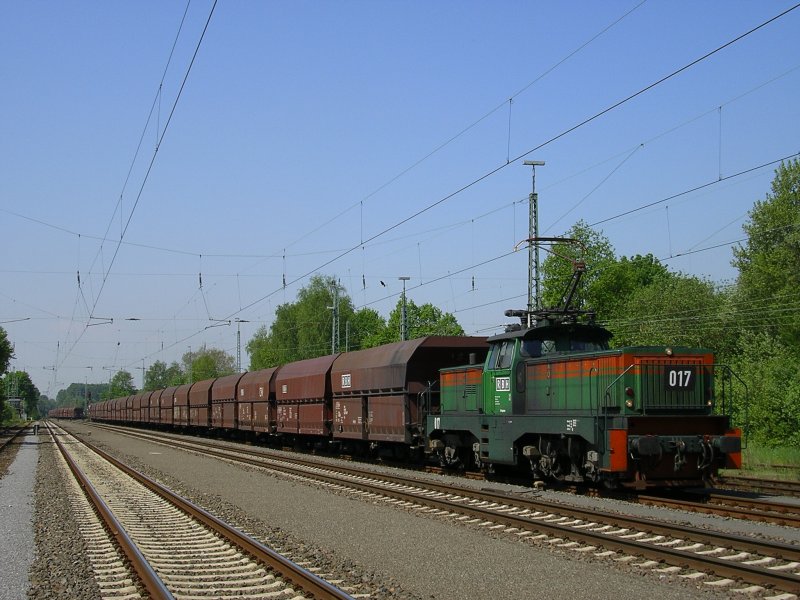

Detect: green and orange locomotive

[427,303,743,489]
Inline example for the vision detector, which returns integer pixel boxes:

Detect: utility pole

[235,318,249,372]
[329,283,340,354]
[138,359,146,390]
[399,276,410,341]
[84,366,93,407]
[523,160,545,327]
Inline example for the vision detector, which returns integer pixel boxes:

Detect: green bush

[728,332,800,447]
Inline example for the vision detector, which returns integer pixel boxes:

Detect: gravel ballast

[27,432,101,600]
[54,422,754,600]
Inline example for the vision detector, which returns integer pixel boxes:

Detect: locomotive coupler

[697,439,715,471]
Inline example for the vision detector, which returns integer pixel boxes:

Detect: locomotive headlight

[624,387,635,409]
[665,348,673,356]
[706,400,713,407]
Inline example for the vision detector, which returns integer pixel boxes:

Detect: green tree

[0,327,12,375]
[0,370,37,420]
[13,371,40,418]
[541,220,616,313]
[144,360,184,390]
[363,299,464,347]
[605,273,730,351]
[732,159,800,346]
[37,394,56,416]
[183,346,235,382]
[727,332,800,447]
[347,308,386,350]
[56,382,108,408]
[0,327,13,420]
[104,370,137,399]
[591,254,670,321]
[248,275,358,369]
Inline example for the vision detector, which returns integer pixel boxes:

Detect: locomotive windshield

[518,323,611,358]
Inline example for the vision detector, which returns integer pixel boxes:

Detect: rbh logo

[496,377,510,392]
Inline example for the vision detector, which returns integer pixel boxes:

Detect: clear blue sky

[1,1,798,396]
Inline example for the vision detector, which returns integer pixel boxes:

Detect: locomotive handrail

[596,361,750,444]
[587,366,599,419]
[601,363,635,411]
[419,379,440,419]
[712,364,749,445]
[597,363,635,452]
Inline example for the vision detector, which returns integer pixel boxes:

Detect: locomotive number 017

[665,366,694,390]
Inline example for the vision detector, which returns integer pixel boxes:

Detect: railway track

[297,439,800,528]
[88,423,800,597]
[627,491,800,528]
[0,424,28,454]
[48,422,354,600]
[717,475,800,498]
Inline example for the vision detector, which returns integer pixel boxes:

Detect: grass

[720,443,800,480]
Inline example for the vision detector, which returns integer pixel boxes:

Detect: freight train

[89,310,743,489]
[48,406,85,419]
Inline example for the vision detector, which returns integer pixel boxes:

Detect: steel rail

[72,432,353,600]
[88,424,800,593]
[0,424,28,453]
[717,475,800,497]
[625,492,800,528]
[47,423,174,599]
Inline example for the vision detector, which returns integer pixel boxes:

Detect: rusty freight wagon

[174,383,192,427]
[125,395,134,422]
[212,373,245,430]
[237,367,280,434]
[146,389,161,424]
[141,391,155,425]
[160,385,178,427]
[330,336,489,454]
[275,355,337,437]
[189,379,214,429]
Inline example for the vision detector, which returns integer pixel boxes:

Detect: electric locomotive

[427,267,743,489]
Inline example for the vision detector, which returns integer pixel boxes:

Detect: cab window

[521,339,542,358]
[495,340,514,369]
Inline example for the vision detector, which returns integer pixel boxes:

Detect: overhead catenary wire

[83,0,194,310]
[588,151,800,228]
[120,149,800,372]
[276,0,650,256]
[18,152,800,340]
[58,0,219,372]
[5,58,798,275]
[226,4,800,325]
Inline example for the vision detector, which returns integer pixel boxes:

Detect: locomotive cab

[481,321,611,417]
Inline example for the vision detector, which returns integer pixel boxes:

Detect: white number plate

[665,366,695,390]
